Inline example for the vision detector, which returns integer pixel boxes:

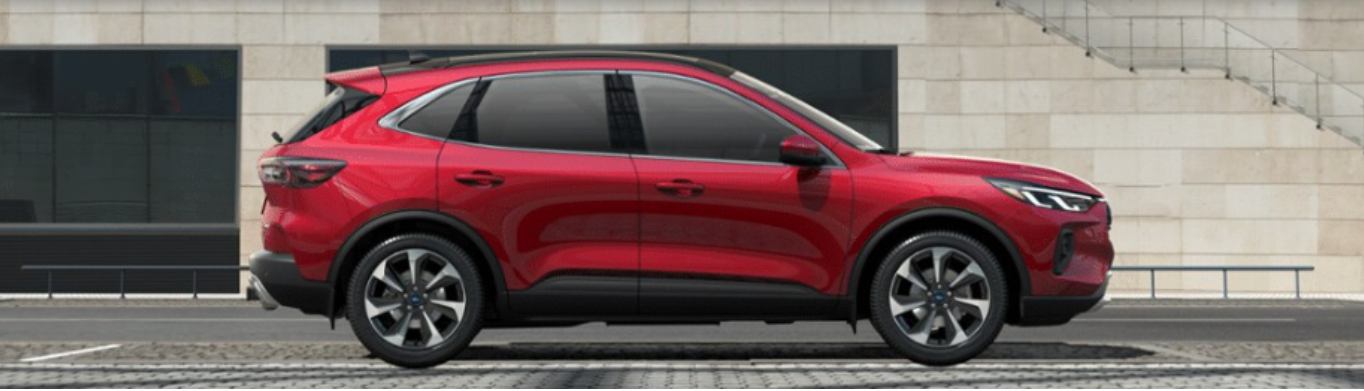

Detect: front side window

[632,74,795,163]
[455,74,613,154]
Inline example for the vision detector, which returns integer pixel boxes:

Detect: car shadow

[449,342,1158,361]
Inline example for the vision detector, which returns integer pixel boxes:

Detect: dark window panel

[0,117,55,223]
[53,51,150,115]
[633,75,794,163]
[0,49,239,224]
[0,51,53,114]
[399,83,475,139]
[53,117,150,223]
[150,51,239,118]
[464,74,614,153]
[149,118,237,223]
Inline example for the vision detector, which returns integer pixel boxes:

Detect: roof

[375,50,738,77]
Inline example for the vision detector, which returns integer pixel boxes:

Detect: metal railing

[999,0,1364,151]
[20,265,248,299]
[1111,265,1315,299]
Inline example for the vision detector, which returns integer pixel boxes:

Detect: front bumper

[248,250,332,316]
[1014,271,1109,326]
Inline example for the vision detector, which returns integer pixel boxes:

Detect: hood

[880,153,1104,197]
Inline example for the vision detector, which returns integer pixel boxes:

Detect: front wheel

[869,231,1008,366]
[346,234,484,369]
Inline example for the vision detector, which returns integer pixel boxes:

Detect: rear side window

[455,74,613,154]
[283,86,377,143]
[631,75,795,163]
[398,83,475,139]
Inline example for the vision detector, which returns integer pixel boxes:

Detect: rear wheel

[869,231,1008,366]
[346,234,483,368]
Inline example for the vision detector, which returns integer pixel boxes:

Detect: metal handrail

[20,265,248,300]
[1110,265,1315,299]
[999,0,1364,148]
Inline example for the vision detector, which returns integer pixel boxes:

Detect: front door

[624,73,854,317]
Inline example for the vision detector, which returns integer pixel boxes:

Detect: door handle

[656,180,704,198]
[455,170,504,188]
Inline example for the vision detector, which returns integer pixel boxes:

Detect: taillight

[258,157,347,188]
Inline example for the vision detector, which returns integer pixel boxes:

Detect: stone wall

[3,0,1361,295]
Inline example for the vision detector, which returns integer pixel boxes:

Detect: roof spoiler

[322,51,432,95]
[323,66,386,95]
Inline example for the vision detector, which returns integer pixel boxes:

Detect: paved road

[3,363,1362,388]
[2,301,1361,343]
[3,300,1362,387]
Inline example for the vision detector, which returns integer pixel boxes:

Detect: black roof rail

[376,50,738,77]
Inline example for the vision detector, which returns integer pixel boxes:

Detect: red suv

[250,51,1113,368]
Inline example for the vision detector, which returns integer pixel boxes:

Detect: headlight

[986,178,1099,213]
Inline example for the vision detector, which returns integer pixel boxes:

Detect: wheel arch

[847,207,1030,324]
[327,210,508,320]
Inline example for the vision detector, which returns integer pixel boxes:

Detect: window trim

[379,70,624,155]
[378,69,846,168]
[621,71,845,168]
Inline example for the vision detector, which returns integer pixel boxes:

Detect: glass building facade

[0,50,240,294]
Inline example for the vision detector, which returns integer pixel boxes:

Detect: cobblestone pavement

[2,363,1362,388]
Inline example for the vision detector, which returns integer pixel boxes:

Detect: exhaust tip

[249,275,280,311]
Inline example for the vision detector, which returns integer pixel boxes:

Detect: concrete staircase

[999,0,1364,150]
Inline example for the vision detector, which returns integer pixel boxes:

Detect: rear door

[422,72,641,317]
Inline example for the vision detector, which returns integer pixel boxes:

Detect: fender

[326,209,509,317]
[845,207,1030,322]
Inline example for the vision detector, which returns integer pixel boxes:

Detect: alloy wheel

[887,246,992,348]
[364,248,467,349]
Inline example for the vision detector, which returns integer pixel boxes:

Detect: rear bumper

[248,250,332,316]
[1014,272,1109,326]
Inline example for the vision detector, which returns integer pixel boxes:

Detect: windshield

[730,72,888,153]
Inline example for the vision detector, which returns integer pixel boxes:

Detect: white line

[19,344,121,363]
[1075,318,1295,323]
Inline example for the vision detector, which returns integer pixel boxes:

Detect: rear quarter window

[282,86,377,143]
[397,83,475,140]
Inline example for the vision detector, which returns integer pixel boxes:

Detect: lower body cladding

[249,251,332,316]
[248,250,1107,326]
[505,274,844,323]
[1015,272,1110,326]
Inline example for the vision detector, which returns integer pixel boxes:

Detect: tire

[346,234,484,369]
[868,231,1008,366]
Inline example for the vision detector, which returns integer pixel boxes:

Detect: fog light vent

[1052,229,1075,275]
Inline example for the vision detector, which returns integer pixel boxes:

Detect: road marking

[19,344,121,362]
[1076,318,1295,323]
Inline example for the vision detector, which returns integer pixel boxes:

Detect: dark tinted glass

[329,48,895,148]
[0,50,237,224]
[0,52,52,114]
[399,84,474,139]
[633,75,793,163]
[462,75,613,153]
[284,87,377,143]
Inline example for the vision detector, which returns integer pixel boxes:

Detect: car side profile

[249,51,1113,368]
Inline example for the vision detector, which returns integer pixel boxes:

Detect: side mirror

[779,135,826,167]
